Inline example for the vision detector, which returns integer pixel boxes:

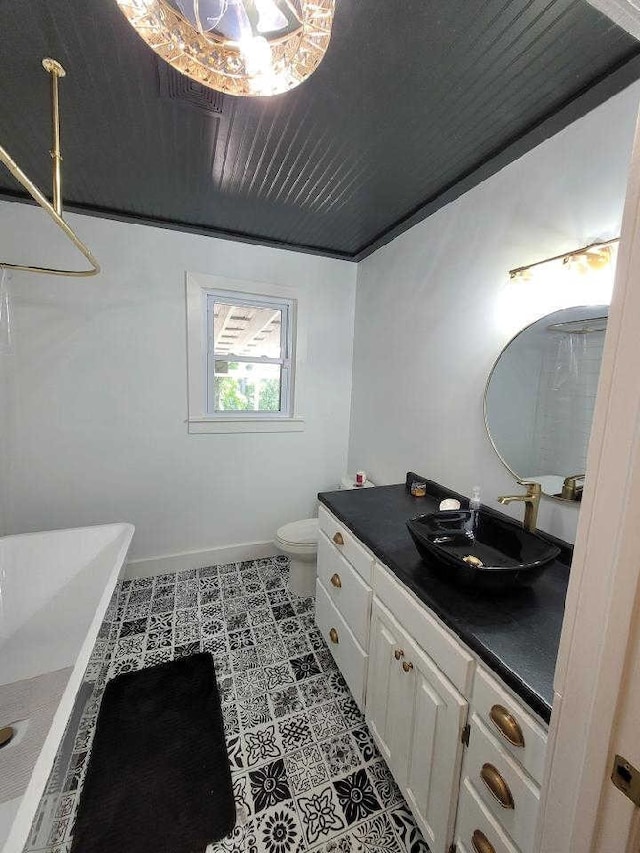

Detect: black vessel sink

[407,509,561,588]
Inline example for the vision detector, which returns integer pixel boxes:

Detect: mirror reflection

[485,305,608,501]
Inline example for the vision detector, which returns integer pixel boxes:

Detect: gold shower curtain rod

[0,58,99,277]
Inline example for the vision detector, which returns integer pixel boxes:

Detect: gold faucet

[497,481,542,532]
[561,473,585,501]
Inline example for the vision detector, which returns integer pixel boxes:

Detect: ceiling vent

[158,61,224,116]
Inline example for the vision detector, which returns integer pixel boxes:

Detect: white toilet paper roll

[439,498,461,511]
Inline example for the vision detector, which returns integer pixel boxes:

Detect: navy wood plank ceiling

[1,1,639,261]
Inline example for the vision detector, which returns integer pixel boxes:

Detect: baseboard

[125,540,279,579]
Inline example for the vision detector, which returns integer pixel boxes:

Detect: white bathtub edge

[3,522,135,853]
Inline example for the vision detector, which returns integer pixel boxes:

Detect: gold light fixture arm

[509,237,619,280]
[0,58,99,277]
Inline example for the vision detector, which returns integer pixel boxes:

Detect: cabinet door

[367,599,469,853]
[366,600,412,773]
[403,639,468,853]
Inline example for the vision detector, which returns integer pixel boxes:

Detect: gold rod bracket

[42,58,66,77]
[42,58,66,216]
[0,57,99,277]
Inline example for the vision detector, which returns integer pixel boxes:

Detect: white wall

[348,82,640,542]
[0,206,357,560]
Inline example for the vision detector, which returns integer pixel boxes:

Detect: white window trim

[186,272,306,434]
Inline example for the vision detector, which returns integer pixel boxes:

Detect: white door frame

[539,102,640,851]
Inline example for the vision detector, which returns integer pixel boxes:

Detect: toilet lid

[276,518,319,546]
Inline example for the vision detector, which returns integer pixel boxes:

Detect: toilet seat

[275,518,319,549]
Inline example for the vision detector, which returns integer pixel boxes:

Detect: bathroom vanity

[315,476,570,853]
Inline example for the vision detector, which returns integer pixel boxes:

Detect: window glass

[206,290,293,418]
[213,302,283,359]
[214,360,282,412]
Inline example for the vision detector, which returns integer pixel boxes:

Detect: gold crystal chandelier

[115,0,335,97]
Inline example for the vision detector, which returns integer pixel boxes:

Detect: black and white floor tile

[25,558,429,853]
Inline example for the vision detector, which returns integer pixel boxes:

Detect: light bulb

[585,247,611,270]
[254,0,288,33]
[240,35,273,76]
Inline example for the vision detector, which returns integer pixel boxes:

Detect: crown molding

[586,0,640,40]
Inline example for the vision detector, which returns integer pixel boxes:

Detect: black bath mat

[71,652,235,853]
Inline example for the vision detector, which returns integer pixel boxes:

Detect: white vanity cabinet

[314,506,550,853]
[367,599,468,853]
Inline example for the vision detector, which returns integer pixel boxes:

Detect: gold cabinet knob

[333,532,344,546]
[330,573,342,589]
[472,829,496,853]
[402,661,414,673]
[480,763,514,809]
[394,649,405,660]
[329,627,339,644]
[489,704,525,748]
[0,726,14,749]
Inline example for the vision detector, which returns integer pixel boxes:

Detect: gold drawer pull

[394,649,405,660]
[480,763,514,809]
[490,704,525,748]
[333,532,344,546]
[0,726,15,749]
[329,627,339,644]
[402,661,414,673]
[330,573,342,589]
[472,829,496,853]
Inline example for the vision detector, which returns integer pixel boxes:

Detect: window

[186,273,304,434]
[205,290,293,418]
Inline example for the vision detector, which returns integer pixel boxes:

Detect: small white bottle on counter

[467,486,481,538]
[469,486,481,512]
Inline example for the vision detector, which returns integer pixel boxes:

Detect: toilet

[275,518,319,598]
[275,475,375,597]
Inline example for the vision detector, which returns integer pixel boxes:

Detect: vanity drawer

[315,580,368,709]
[373,562,475,697]
[317,531,372,648]
[463,714,540,853]
[472,667,547,785]
[318,505,374,584]
[455,778,521,853]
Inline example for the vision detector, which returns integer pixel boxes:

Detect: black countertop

[318,475,571,723]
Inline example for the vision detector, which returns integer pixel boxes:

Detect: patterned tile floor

[25,557,429,853]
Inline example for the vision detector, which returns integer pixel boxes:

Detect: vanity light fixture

[509,237,619,281]
[115,0,335,97]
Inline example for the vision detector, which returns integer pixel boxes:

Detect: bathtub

[0,522,134,853]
